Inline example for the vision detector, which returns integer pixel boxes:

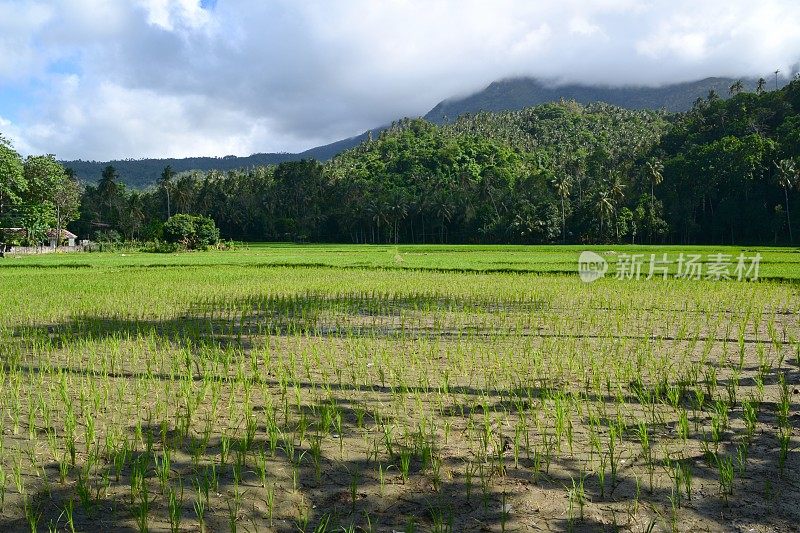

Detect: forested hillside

[62,77,780,188]
[55,77,799,245]
[62,154,298,189]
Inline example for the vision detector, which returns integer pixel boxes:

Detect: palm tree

[756,78,766,95]
[98,165,119,225]
[596,191,614,241]
[645,158,664,198]
[608,173,626,206]
[551,175,573,243]
[729,80,744,96]
[126,192,145,240]
[603,173,626,241]
[173,174,195,214]
[775,158,798,243]
[160,165,175,219]
[645,158,663,243]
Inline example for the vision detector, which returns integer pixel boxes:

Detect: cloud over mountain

[1,0,798,159]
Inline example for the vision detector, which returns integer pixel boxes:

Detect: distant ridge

[62,131,383,188]
[62,75,780,187]
[423,76,764,122]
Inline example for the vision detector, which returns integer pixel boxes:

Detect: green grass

[4,243,800,279]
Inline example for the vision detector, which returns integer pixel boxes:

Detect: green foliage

[0,147,80,245]
[7,78,800,246]
[660,79,800,243]
[19,204,55,246]
[163,214,220,249]
[193,215,221,248]
[163,214,197,247]
[23,155,66,205]
[0,135,26,220]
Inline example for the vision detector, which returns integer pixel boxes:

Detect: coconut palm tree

[775,158,799,243]
[596,190,614,242]
[125,192,146,240]
[604,174,626,241]
[551,175,573,243]
[645,158,664,199]
[608,173,626,206]
[645,158,664,243]
[160,165,175,219]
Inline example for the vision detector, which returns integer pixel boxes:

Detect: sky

[0,0,799,161]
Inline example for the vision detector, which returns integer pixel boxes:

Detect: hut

[47,229,78,248]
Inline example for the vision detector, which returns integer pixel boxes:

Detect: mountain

[423,77,765,123]
[64,153,295,189]
[62,76,779,187]
[62,131,380,188]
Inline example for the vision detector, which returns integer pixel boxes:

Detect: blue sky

[1,0,798,160]
[0,86,29,122]
[0,57,80,121]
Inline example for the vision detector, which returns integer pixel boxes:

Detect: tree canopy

[0,148,81,246]
[4,77,800,246]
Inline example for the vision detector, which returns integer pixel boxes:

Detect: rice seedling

[192,486,206,532]
[0,245,796,530]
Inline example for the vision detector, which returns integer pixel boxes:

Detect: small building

[47,229,78,248]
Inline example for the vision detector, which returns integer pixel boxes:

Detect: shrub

[163,214,196,247]
[193,216,221,249]
[163,214,220,250]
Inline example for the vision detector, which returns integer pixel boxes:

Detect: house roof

[46,229,78,239]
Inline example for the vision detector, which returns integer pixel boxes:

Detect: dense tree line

[4,78,800,246]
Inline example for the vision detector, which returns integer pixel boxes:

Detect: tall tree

[97,165,121,226]
[20,155,73,244]
[121,192,146,240]
[52,175,81,244]
[596,190,614,241]
[0,134,25,220]
[644,158,664,243]
[551,175,572,243]
[160,165,175,219]
[775,158,798,243]
[23,155,65,205]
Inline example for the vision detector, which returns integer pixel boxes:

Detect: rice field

[0,245,798,532]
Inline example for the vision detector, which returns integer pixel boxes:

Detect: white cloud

[137,0,211,31]
[0,115,33,154]
[569,17,604,38]
[0,0,798,160]
[0,2,54,80]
